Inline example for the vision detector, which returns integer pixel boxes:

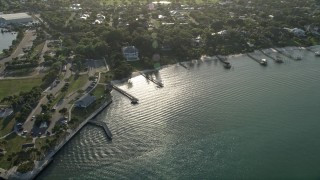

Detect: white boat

[315,51,320,57]
[260,58,267,65]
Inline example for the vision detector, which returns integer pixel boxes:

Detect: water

[38,48,320,179]
[0,29,17,53]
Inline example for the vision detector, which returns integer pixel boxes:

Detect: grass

[92,84,106,98]
[0,117,15,137]
[0,133,33,169]
[30,41,45,59]
[66,74,88,95]
[0,77,42,100]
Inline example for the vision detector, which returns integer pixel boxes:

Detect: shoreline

[1,99,113,180]
[1,44,320,179]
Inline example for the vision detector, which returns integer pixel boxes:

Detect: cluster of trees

[1,87,42,122]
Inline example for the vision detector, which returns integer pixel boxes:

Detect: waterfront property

[122,46,140,61]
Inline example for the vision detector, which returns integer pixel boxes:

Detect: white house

[122,46,139,61]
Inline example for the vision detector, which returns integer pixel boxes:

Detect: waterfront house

[75,95,96,108]
[122,46,139,61]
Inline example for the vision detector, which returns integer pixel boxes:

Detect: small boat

[315,51,320,57]
[260,58,267,65]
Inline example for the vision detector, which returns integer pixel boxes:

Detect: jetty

[216,55,231,69]
[178,62,189,70]
[246,53,267,66]
[273,48,300,60]
[259,50,283,63]
[88,120,112,139]
[139,72,164,87]
[111,85,139,104]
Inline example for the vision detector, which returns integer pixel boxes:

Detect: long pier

[273,48,299,60]
[111,85,139,104]
[178,62,189,70]
[246,53,267,66]
[88,120,112,139]
[216,55,231,69]
[139,72,164,87]
[259,50,283,63]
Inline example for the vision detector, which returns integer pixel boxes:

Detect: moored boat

[260,58,267,65]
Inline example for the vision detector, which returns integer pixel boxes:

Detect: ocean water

[38,48,320,179]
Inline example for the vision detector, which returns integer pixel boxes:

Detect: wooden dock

[216,55,231,69]
[273,48,300,60]
[246,53,267,66]
[259,50,283,63]
[111,85,139,104]
[179,62,189,70]
[88,120,112,139]
[139,72,164,87]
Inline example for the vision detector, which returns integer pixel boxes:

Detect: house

[122,46,139,61]
[291,28,306,37]
[284,28,306,37]
[75,95,96,108]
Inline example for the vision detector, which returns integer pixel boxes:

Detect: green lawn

[92,84,106,98]
[66,74,88,95]
[0,133,33,169]
[0,77,42,100]
[0,117,15,137]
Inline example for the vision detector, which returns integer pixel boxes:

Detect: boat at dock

[260,59,267,65]
[315,51,320,57]
[275,55,284,63]
[223,62,231,69]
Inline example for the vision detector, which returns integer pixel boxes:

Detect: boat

[275,55,284,63]
[260,58,267,65]
[315,51,320,57]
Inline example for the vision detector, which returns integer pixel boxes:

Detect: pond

[0,28,17,53]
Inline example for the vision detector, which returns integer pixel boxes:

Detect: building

[0,13,33,24]
[122,46,139,61]
[75,95,96,108]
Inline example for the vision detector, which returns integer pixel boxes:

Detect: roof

[0,13,32,20]
[123,46,138,54]
[75,95,96,108]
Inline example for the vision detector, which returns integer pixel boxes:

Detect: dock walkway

[246,53,267,66]
[111,85,139,104]
[216,55,231,69]
[178,62,189,70]
[139,72,163,87]
[259,50,283,63]
[273,48,299,60]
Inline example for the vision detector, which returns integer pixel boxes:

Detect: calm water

[38,47,320,179]
[0,29,17,53]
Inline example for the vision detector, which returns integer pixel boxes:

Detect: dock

[246,53,267,66]
[111,84,139,104]
[88,120,112,139]
[216,55,231,69]
[273,48,300,60]
[139,72,164,87]
[178,62,189,70]
[259,50,283,63]
[305,47,320,57]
